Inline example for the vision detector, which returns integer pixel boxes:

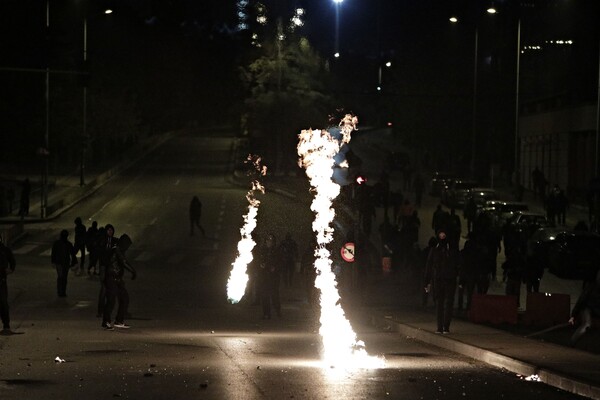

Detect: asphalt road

[0,131,588,399]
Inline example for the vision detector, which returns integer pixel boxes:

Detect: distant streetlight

[333,0,343,56]
[487,7,497,14]
[105,9,113,14]
[385,61,392,67]
[449,16,458,23]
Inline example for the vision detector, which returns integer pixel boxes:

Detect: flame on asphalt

[227,155,266,304]
[297,115,385,370]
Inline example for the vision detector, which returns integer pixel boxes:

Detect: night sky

[1,0,598,175]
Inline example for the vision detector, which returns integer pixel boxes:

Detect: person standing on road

[102,234,136,330]
[0,236,16,333]
[97,225,116,317]
[457,239,478,311]
[279,232,298,288]
[50,230,77,297]
[425,230,459,333]
[257,233,282,319]
[85,221,99,275]
[18,178,30,217]
[568,270,600,346]
[73,217,87,275]
[463,197,477,235]
[413,173,425,208]
[189,196,206,237]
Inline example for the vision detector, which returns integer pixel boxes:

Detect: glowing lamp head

[104,9,113,14]
[487,7,497,14]
[334,52,340,58]
[449,16,458,23]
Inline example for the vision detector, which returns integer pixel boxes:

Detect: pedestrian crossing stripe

[39,248,52,257]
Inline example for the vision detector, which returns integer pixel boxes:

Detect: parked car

[547,231,600,280]
[442,179,478,208]
[484,200,529,226]
[468,188,497,207]
[503,211,551,242]
[526,226,569,268]
[429,171,454,196]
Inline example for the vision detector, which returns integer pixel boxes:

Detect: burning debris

[297,115,384,370]
[227,155,267,304]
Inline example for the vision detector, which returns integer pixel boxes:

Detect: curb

[369,314,600,400]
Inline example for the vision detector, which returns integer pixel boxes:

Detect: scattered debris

[54,356,66,363]
[256,366,261,370]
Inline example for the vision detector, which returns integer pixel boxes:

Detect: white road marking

[40,249,52,257]
[72,301,93,310]
[174,179,180,186]
[150,217,158,225]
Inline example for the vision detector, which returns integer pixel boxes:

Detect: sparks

[297,114,384,370]
[227,155,266,304]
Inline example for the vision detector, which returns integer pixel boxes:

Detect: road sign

[341,242,355,262]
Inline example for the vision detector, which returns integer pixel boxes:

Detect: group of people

[50,218,136,330]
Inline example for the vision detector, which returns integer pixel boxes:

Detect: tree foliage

[240,31,333,170]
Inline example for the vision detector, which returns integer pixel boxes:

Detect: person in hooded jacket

[425,230,459,333]
[102,234,136,330]
[51,230,77,297]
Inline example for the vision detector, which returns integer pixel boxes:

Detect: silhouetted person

[257,233,282,319]
[73,217,87,275]
[51,230,77,297]
[18,178,30,217]
[0,235,16,333]
[413,173,425,207]
[425,230,459,333]
[86,221,99,275]
[102,234,136,330]
[189,196,205,236]
[279,232,298,288]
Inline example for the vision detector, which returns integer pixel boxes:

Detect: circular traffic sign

[341,242,355,262]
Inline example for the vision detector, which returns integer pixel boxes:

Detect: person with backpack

[102,234,136,330]
[0,236,16,333]
[85,221,99,275]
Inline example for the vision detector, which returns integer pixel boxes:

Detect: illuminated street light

[333,0,343,56]
[385,61,392,67]
[449,16,458,23]
[487,7,497,14]
[104,9,113,14]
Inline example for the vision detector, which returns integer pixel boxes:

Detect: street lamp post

[333,0,343,57]
[514,18,521,185]
[450,6,496,179]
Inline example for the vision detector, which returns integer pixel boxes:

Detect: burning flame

[227,155,267,304]
[297,115,384,370]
